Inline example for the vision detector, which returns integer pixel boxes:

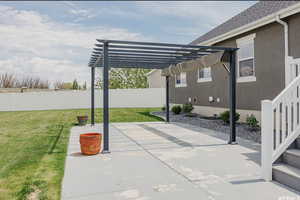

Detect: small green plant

[161,105,166,111]
[182,103,194,113]
[220,110,240,124]
[246,114,259,130]
[171,105,182,115]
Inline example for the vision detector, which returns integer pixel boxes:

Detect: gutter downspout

[276,15,291,86]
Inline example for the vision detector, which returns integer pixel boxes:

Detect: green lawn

[0,108,162,200]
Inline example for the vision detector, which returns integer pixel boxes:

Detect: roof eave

[198,2,300,46]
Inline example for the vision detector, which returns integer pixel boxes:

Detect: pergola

[88,39,238,153]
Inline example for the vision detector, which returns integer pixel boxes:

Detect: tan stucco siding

[289,13,300,59]
[169,13,300,115]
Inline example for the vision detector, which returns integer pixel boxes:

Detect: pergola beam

[91,55,188,60]
[90,58,180,66]
[96,39,236,51]
[89,62,174,68]
[95,44,219,53]
[92,63,169,69]
[93,48,212,55]
[92,52,206,59]
[92,59,176,63]
[89,62,169,69]
[91,54,203,61]
[92,57,192,63]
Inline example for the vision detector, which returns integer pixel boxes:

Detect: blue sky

[0,1,256,86]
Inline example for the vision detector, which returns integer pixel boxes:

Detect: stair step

[273,163,300,192]
[283,149,300,169]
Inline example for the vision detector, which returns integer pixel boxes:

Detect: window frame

[236,33,256,83]
[175,72,187,87]
[197,67,212,83]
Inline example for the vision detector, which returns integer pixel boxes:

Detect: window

[175,72,186,87]
[197,67,212,82]
[237,34,256,82]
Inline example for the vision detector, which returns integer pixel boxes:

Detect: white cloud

[0,5,150,87]
[136,1,255,29]
[0,2,255,87]
[62,1,98,22]
[0,57,86,84]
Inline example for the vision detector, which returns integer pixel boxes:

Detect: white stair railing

[287,57,300,84]
[262,57,300,181]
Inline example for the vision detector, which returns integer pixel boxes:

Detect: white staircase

[261,57,300,191]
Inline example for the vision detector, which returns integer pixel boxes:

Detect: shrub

[246,114,259,130]
[182,103,194,113]
[161,106,166,111]
[171,105,182,115]
[220,110,240,124]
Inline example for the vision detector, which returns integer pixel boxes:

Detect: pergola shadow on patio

[88,39,238,153]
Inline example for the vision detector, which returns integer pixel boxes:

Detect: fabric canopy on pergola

[88,39,238,153]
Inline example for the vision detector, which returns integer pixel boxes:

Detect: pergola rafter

[88,39,238,153]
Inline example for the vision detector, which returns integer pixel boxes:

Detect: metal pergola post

[102,41,110,153]
[229,50,237,144]
[166,76,170,122]
[91,66,95,126]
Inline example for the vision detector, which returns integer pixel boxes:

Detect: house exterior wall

[148,70,166,88]
[170,13,300,120]
[289,13,300,59]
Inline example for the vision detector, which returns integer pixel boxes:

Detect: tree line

[97,68,150,89]
[1,68,150,90]
[0,73,87,90]
[0,73,49,89]
[54,79,87,90]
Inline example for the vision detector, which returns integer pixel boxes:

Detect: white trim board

[236,33,256,83]
[197,77,212,83]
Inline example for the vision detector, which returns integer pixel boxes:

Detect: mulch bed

[152,111,261,144]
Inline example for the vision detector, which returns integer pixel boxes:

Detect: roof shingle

[191,1,299,45]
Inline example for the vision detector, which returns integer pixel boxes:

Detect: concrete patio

[62,122,300,200]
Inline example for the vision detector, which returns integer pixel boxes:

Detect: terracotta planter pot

[77,115,88,126]
[80,133,102,155]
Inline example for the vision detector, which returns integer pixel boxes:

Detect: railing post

[261,100,274,181]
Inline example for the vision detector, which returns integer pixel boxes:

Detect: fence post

[261,100,274,181]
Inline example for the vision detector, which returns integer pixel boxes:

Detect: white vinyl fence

[0,88,165,111]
